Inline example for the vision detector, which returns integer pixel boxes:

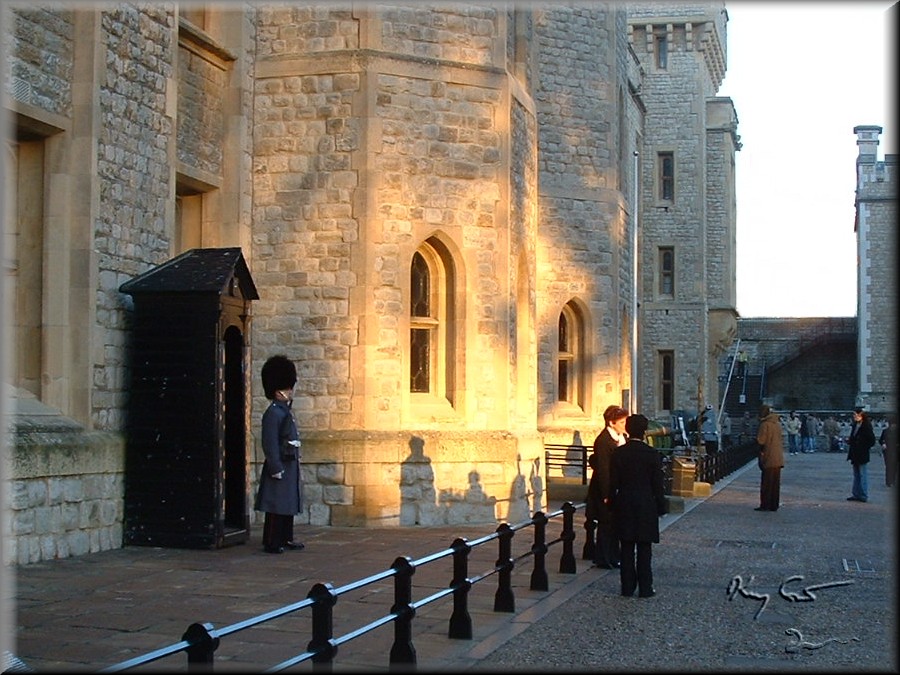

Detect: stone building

[2,2,737,564]
[852,125,897,414]
[722,317,857,415]
[626,2,739,419]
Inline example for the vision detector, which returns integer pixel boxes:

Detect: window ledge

[410,394,458,421]
[551,401,588,418]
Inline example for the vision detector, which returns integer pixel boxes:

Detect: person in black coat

[846,407,876,502]
[610,414,667,598]
[255,355,305,553]
[585,405,628,568]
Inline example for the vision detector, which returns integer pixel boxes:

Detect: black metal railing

[98,502,585,673]
[543,443,590,485]
[694,442,759,484]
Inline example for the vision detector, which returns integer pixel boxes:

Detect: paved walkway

[9,451,897,672]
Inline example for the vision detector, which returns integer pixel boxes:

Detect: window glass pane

[411,252,430,318]
[661,352,674,410]
[558,361,569,401]
[660,153,674,201]
[660,248,674,296]
[558,313,568,351]
[410,328,430,392]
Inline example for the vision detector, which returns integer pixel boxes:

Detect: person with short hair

[610,414,667,598]
[756,404,785,511]
[847,407,876,502]
[585,405,628,569]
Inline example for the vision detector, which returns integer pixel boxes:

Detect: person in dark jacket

[255,355,305,553]
[756,404,785,511]
[610,414,667,598]
[585,405,628,569]
[846,407,876,502]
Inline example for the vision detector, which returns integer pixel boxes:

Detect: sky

[716,1,896,318]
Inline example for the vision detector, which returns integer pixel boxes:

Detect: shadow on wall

[399,436,543,526]
[564,430,586,477]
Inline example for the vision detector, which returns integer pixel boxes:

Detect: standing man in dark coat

[756,404,785,511]
[847,407,876,502]
[610,414,667,598]
[585,405,628,569]
[255,355,305,553]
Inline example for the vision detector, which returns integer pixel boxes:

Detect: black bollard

[389,557,417,667]
[493,523,515,612]
[558,502,577,574]
[307,582,338,671]
[530,511,549,591]
[182,622,219,672]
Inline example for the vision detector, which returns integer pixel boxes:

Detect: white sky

[717,1,896,318]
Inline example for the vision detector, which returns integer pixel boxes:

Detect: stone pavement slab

[8,451,898,672]
[476,451,898,672]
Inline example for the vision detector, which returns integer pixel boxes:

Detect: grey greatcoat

[254,399,303,516]
[610,438,667,543]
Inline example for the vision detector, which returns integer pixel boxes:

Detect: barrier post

[448,538,473,639]
[529,511,549,591]
[181,622,219,672]
[307,582,338,671]
[558,502,577,574]
[389,557,417,667]
[582,517,597,560]
[493,524,515,612]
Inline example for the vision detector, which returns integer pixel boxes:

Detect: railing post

[307,582,338,672]
[448,538,473,640]
[582,516,597,560]
[389,556,417,668]
[493,523,515,612]
[558,502,577,574]
[181,622,219,672]
[529,511,549,591]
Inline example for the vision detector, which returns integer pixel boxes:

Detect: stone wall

[5,397,124,565]
[732,317,857,413]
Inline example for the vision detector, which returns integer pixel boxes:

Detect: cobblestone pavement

[8,451,897,672]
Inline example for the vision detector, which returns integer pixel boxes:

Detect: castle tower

[853,125,897,413]
[626,2,740,425]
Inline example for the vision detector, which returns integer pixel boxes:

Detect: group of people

[255,352,898,572]
[585,406,667,599]
[783,410,825,455]
[753,404,898,511]
[582,400,897,585]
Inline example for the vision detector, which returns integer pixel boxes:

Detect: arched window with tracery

[557,301,585,409]
[409,239,455,405]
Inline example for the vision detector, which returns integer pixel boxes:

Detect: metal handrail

[98,502,585,673]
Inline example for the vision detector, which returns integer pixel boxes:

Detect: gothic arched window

[410,239,455,404]
[557,302,584,409]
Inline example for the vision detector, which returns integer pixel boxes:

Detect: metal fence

[98,503,586,673]
[545,439,758,495]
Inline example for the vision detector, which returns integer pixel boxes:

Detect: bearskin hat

[261,355,297,400]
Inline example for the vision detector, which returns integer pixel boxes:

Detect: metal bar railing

[543,444,590,486]
[99,502,586,673]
